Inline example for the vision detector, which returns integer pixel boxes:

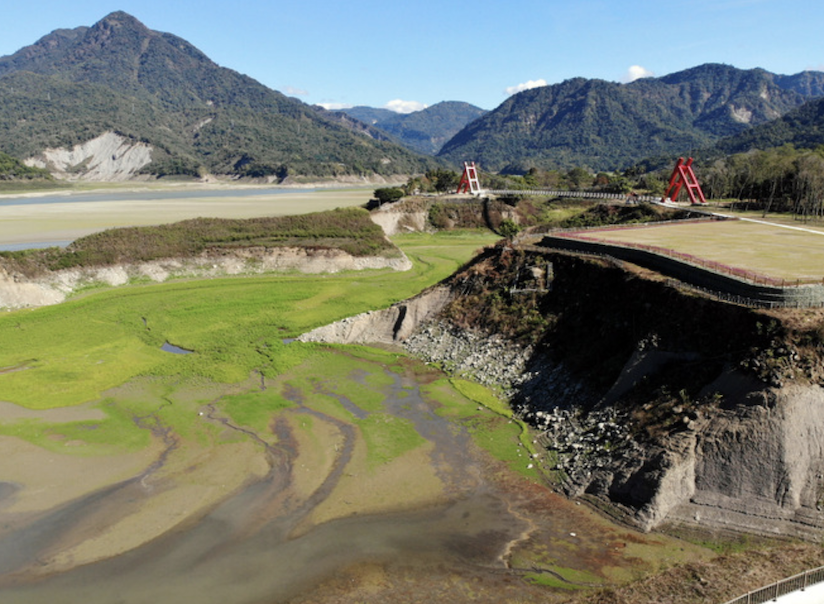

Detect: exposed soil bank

[0,246,411,310]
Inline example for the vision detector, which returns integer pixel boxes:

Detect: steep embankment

[300,242,824,538]
[0,247,411,310]
[0,208,410,310]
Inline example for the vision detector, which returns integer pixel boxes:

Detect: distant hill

[338,102,487,155]
[341,107,398,126]
[0,11,440,180]
[438,64,824,173]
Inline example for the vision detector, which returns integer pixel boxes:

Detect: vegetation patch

[357,413,426,470]
[221,389,297,434]
[0,207,394,276]
[558,202,693,229]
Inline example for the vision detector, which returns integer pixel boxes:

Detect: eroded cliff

[299,242,824,539]
[0,246,412,310]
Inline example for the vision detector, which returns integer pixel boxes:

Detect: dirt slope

[298,243,824,539]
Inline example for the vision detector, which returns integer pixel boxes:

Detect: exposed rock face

[25,132,153,181]
[297,245,824,538]
[0,247,412,310]
[369,204,429,236]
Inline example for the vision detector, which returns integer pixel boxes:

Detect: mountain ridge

[438,63,824,172]
[0,11,441,180]
[338,101,487,155]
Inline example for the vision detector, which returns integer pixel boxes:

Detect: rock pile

[403,321,532,391]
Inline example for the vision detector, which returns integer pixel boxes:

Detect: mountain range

[337,102,487,155]
[1,11,824,181]
[437,64,824,172]
[0,11,440,180]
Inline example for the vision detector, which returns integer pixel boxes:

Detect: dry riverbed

[0,185,375,247]
[0,352,713,604]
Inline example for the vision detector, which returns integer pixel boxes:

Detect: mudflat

[0,185,374,246]
[0,215,715,603]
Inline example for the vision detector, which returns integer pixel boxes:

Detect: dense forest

[699,145,824,217]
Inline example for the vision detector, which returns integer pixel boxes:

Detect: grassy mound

[1,207,394,276]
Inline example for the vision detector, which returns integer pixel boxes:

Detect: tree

[498,219,521,240]
[426,168,460,193]
[566,167,592,189]
[373,187,404,205]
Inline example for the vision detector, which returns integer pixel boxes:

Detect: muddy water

[0,369,530,604]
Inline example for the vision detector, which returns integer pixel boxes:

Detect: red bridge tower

[663,157,707,205]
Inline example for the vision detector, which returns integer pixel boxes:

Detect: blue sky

[1,0,822,112]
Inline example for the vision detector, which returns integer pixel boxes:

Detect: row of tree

[698,145,824,218]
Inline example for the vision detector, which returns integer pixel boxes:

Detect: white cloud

[504,79,548,96]
[623,65,655,82]
[284,86,309,97]
[384,99,428,114]
[317,102,353,110]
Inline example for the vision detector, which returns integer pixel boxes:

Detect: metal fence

[722,565,824,604]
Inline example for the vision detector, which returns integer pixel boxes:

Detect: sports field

[576,217,824,283]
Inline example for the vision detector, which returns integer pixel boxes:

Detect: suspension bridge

[455,157,708,205]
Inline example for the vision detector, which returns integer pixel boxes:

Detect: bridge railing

[722,565,824,604]
[480,189,660,202]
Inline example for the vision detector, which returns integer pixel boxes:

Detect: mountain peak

[81,11,152,51]
[94,11,150,31]
[0,12,439,179]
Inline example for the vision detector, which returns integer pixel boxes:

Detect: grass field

[0,230,498,408]
[577,218,824,282]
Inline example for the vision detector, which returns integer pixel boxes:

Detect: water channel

[0,368,532,604]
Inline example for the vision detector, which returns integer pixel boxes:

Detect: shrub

[373,187,405,204]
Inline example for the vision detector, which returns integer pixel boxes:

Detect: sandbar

[0,187,374,246]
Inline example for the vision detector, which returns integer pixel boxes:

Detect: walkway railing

[480,189,661,202]
[722,565,824,604]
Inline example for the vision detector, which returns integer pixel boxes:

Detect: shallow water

[0,187,317,207]
[160,342,194,355]
[0,368,529,604]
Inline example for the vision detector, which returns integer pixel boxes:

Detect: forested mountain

[438,64,824,173]
[0,11,440,179]
[339,102,487,155]
[340,107,397,126]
